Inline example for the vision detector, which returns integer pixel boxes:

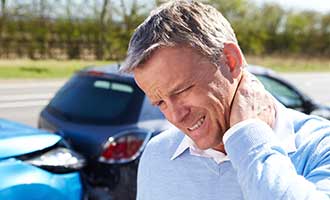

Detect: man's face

[134,47,237,151]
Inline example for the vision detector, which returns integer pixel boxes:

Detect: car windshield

[47,74,145,125]
[256,75,303,109]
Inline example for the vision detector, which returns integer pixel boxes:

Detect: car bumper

[83,160,139,200]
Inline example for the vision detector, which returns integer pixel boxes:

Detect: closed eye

[151,85,194,108]
[175,85,194,95]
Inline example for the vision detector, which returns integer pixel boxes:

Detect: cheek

[209,81,233,108]
[204,89,229,122]
[159,106,176,124]
[184,89,220,115]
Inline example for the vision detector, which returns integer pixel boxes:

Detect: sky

[253,0,330,13]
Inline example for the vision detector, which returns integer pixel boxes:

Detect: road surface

[0,79,66,127]
[280,72,330,104]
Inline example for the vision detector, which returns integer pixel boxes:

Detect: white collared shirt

[171,100,297,164]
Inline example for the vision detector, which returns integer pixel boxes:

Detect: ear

[223,42,243,77]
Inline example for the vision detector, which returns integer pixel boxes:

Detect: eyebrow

[148,84,183,106]
[149,79,194,106]
[168,81,192,96]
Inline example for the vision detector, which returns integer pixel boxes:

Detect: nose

[166,99,190,124]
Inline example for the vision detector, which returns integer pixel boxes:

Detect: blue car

[0,118,85,200]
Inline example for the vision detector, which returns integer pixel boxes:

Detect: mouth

[187,116,206,131]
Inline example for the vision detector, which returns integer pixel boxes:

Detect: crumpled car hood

[0,118,61,159]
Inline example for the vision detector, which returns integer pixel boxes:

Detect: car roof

[81,63,134,79]
[247,64,277,76]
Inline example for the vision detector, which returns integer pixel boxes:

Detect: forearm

[224,120,330,200]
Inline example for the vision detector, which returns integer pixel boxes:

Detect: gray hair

[121,0,238,72]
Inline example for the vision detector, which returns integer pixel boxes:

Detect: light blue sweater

[137,109,330,200]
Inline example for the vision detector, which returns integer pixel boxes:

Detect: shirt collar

[171,136,229,164]
[171,100,297,163]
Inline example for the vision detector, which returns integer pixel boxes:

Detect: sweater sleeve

[224,120,330,200]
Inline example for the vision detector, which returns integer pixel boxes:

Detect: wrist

[223,119,270,145]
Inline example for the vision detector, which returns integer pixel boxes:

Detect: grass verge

[1,56,330,79]
[0,59,111,79]
[248,55,330,73]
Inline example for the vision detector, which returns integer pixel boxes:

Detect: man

[121,1,330,199]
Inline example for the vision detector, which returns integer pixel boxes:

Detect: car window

[47,74,145,125]
[255,75,303,109]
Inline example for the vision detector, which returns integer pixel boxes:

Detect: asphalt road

[0,79,66,127]
[0,72,329,127]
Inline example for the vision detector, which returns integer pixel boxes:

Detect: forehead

[134,47,205,89]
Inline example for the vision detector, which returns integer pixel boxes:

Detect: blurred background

[0,1,330,200]
[0,0,330,126]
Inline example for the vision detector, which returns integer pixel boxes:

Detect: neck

[212,143,226,154]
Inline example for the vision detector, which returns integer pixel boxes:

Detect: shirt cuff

[223,119,267,144]
[223,119,277,168]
